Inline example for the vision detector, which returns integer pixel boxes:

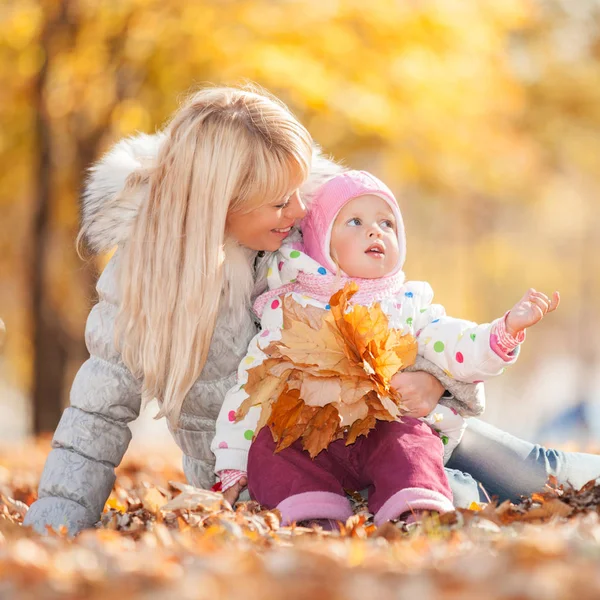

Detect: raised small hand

[505,288,560,337]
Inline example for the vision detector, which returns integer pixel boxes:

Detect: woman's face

[226,189,307,251]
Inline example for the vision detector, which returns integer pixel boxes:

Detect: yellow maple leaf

[300,374,341,407]
[336,397,369,426]
[278,317,358,374]
[281,294,324,330]
[339,377,374,405]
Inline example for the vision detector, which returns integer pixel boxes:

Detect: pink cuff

[218,469,246,492]
[374,488,454,526]
[277,491,353,526]
[490,312,525,362]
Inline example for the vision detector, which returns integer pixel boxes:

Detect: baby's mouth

[365,242,385,255]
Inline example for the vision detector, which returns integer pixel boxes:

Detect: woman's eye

[347,218,361,226]
[274,192,294,209]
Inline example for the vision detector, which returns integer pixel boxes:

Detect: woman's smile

[272,225,293,238]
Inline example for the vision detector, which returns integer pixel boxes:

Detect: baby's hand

[505,288,560,336]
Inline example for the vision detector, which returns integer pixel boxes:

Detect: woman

[24,86,600,535]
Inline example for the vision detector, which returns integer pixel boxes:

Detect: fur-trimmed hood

[81,132,345,254]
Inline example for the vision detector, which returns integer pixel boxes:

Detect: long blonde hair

[115,86,312,425]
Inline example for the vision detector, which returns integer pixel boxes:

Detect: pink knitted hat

[301,170,406,274]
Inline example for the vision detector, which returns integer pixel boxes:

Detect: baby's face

[330,195,400,279]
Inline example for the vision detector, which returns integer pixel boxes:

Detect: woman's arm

[23,256,141,536]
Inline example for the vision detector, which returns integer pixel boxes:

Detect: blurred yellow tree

[0,0,599,432]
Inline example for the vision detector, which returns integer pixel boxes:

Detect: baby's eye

[347,217,361,226]
[381,219,395,229]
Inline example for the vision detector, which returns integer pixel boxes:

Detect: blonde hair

[114,86,312,425]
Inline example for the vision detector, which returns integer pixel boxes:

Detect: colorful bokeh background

[1,0,599,446]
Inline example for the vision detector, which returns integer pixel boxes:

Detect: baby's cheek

[331,235,357,269]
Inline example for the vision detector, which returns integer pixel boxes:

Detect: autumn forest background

[1,0,600,447]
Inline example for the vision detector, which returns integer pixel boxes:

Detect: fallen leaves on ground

[2,442,600,599]
[238,283,418,457]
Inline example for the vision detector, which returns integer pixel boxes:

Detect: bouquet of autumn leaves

[236,282,418,458]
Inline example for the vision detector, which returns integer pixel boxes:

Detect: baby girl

[211,170,559,526]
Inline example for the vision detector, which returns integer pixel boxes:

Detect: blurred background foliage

[1,0,599,440]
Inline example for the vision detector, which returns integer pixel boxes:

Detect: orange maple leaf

[301,404,340,458]
[267,388,305,444]
[345,414,377,446]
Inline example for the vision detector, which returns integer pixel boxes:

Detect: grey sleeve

[404,355,485,417]
[24,263,141,535]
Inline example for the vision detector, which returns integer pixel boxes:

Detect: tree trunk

[30,1,140,433]
[31,3,68,434]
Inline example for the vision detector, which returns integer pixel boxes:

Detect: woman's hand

[390,371,445,418]
[505,289,560,337]
[222,475,248,506]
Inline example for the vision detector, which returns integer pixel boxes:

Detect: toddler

[211,170,559,526]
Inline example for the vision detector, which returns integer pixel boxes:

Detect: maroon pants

[247,418,453,526]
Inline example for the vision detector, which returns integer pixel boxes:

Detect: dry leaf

[268,388,305,444]
[519,499,573,521]
[162,483,227,512]
[365,392,398,422]
[364,340,404,383]
[276,402,320,453]
[140,487,167,515]
[300,374,341,407]
[301,404,340,458]
[336,399,369,427]
[237,370,290,421]
[282,295,325,330]
[345,415,376,445]
[279,318,360,375]
[331,289,388,360]
[339,377,375,405]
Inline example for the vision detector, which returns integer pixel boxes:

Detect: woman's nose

[284,192,307,220]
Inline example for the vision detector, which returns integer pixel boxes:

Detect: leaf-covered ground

[2,440,600,600]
